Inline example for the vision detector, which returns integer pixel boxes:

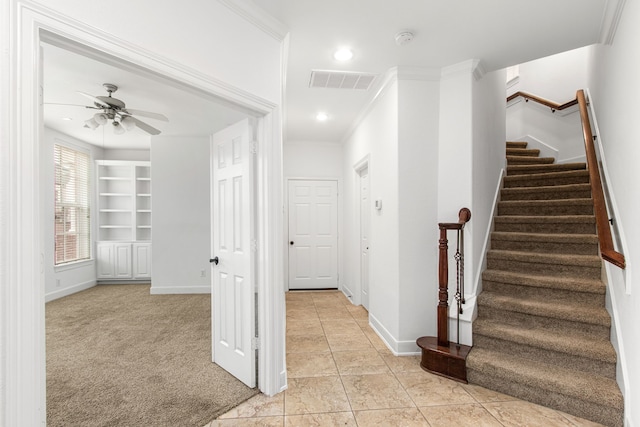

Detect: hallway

[208,291,602,426]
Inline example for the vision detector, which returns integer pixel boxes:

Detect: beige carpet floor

[46,284,258,427]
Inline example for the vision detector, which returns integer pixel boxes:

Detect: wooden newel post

[437,226,449,347]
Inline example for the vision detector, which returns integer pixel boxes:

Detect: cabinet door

[114,243,132,279]
[96,242,115,278]
[133,243,152,279]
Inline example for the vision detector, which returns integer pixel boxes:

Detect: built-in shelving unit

[96,160,152,281]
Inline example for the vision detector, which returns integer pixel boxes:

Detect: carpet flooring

[46,284,258,427]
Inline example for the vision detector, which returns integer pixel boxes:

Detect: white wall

[507,47,591,163]
[471,69,507,297]
[42,128,104,302]
[343,78,400,344]
[397,78,441,349]
[150,136,212,294]
[588,1,640,423]
[102,149,150,161]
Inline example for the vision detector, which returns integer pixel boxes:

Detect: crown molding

[441,59,485,81]
[217,0,289,41]
[599,0,626,45]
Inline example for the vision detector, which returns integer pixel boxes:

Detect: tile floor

[206,290,603,427]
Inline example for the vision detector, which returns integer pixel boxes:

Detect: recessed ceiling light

[333,48,353,61]
[61,117,73,121]
[316,112,329,122]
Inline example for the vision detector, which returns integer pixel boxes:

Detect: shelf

[100,225,132,229]
[100,193,132,197]
[137,193,151,197]
[136,177,151,181]
[100,177,132,181]
[136,209,151,213]
[137,226,152,229]
[100,209,132,213]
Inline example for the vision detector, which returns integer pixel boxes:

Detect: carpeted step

[466,348,623,427]
[498,199,593,216]
[500,183,592,201]
[507,155,555,165]
[506,141,528,149]
[493,215,596,234]
[482,269,605,306]
[506,148,539,157]
[473,319,617,379]
[486,250,601,279]
[507,162,587,176]
[477,290,611,338]
[504,169,590,188]
[490,231,598,255]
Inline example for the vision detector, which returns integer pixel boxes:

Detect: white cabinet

[96,160,152,281]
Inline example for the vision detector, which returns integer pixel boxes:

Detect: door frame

[3,5,286,425]
[284,177,341,292]
[351,155,371,306]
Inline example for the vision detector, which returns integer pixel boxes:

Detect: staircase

[466,141,624,427]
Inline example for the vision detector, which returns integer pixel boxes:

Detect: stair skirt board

[469,141,623,427]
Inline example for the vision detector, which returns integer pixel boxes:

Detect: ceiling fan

[56,83,169,135]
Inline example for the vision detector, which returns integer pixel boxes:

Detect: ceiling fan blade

[125,109,169,122]
[128,116,162,135]
[77,91,110,108]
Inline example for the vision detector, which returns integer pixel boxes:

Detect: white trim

[513,135,559,161]
[368,314,420,356]
[4,5,285,424]
[599,0,627,45]
[150,286,211,295]
[557,154,587,164]
[45,280,96,302]
[441,59,483,80]
[350,154,371,307]
[53,258,94,273]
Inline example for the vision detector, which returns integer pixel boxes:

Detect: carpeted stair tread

[498,198,593,216]
[491,231,597,245]
[482,269,605,294]
[473,319,617,364]
[506,148,539,157]
[507,155,555,165]
[503,169,590,187]
[487,249,601,268]
[466,348,623,410]
[490,231,598,255]
[500,183,592,201]
[507,162,587,176]
[478,291,611,327]
[493,215,596,234]
[506,141,528,149]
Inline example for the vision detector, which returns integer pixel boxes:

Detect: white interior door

[288,180,338,289]
[359,167,370,309]
[211,119,256,388]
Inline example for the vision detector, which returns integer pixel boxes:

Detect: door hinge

[250,141,258,155]
[252,336,260,350]
[251,239,258,252]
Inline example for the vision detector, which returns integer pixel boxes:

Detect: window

[54,143,90,265]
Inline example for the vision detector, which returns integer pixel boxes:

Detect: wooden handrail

[576,90,626,269]
[437,208,471,347]
[507,91,578,112]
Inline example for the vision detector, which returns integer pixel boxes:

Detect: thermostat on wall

[375,199,382,210]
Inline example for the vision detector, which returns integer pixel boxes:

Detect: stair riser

[504,174,590,188]
[467,370,622,427]
[498,203,593,216]
[486,257,601,279]
[500,189,592,201]
[490,239,598,255]
[493,220,596,235]
[478,306,611,340]
[507,158,555,165]
[482,280,605,306]
[506,149,539,157]
[472,334,616,379]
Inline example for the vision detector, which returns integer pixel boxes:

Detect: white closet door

[288,180,338,289]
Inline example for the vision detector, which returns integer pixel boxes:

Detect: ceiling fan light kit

[70,83,168,136]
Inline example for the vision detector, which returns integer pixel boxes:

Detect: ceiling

[43,0,610,149]
[43,43,250,150]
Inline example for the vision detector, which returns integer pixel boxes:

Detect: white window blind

[54,144,90,265]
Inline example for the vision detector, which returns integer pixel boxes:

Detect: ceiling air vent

[309,70,377,90]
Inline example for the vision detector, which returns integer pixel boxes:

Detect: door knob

[290,241,294,245]
[210,256,219,265]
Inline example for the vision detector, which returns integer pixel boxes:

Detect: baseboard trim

[45,280,96,302]
[368,313,420,356]
[150,285,211,295]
